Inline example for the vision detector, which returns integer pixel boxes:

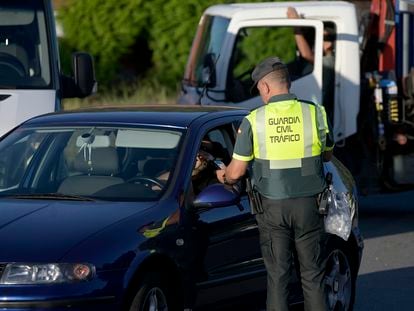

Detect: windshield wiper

[3,193,95,201]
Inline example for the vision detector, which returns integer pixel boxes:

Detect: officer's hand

[216,169,226,184]
[287,7,300,19]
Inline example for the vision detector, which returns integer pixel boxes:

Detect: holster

[246,176,263,215]
[317,172,333,215]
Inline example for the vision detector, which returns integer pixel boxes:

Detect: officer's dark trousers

[256,196,328,311]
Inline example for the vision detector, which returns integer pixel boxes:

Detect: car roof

[23,105,249,129]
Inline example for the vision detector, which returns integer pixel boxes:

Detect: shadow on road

[355,267,414,311]
[358,191,414,239]
[358,190,414,213]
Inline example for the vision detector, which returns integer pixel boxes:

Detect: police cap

[250,56,287,95]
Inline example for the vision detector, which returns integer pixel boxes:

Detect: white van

[0,0,95,137]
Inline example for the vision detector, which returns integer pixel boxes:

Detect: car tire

[128,272,179,311]
[324,238,356,311]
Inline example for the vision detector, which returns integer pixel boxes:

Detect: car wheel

[325,247,355,311]
[129,273,178,311]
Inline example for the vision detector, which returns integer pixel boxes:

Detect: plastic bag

[324,188,352,241]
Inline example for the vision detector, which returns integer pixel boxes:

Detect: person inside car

[155,140,220,195]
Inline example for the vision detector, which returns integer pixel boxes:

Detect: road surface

[354,190,414,311]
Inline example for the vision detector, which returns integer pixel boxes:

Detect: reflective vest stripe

[233,153,254,162]
[256,107,267,158]
[247,111,259,159]
[269,158,301,169]
[315,102,328,150]
[301,103,313,157]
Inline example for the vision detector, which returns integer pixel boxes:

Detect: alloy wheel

[325,249,353,311]
[142,287,169,311]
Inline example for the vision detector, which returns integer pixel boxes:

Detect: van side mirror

[72,52,97,97]
[61,52,97,99]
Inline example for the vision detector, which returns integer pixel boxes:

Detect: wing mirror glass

[62,52,97,99]
[72,52,97,97]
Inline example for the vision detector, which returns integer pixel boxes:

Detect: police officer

[216,56,334,311]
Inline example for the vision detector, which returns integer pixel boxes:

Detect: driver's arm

[157,171,170,181]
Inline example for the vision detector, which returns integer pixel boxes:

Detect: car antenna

[197,54,220,105]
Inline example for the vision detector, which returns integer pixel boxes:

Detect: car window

[205,127,235,164]
[187,124,237,197]
[0,131,47,190]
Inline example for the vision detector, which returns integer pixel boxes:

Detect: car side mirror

[61,52,97,99]
[193,183,240,209]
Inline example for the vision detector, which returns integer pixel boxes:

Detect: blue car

[0,106,363,311]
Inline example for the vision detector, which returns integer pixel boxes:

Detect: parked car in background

[0,106,363,310]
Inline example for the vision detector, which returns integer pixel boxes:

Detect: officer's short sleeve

[233,117,254,162]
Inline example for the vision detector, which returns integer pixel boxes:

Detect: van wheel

[129,273,177,311]
[325,248,355,311]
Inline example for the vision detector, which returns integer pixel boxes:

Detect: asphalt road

[225,191,414,311]
[354,191,414,311]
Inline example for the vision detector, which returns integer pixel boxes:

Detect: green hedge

[58,0,148,86]
[59,0,291,91]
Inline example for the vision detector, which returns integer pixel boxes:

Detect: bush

[58,0,291,91]
[144,0,214,87]
[59,0,148,86]
[144,0,267,88]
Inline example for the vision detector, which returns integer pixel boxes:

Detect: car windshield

[183,14,230,86]
[0,126,183,201]
[0,0,51,89]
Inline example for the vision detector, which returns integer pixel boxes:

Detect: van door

[222,19,324,110]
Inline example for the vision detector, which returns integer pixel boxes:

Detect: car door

[192,120,266,306]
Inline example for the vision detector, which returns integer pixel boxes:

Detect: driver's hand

[152,185,162,191]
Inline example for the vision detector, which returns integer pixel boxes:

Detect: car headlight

[0,263,95,284]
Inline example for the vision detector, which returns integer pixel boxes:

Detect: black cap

[250,56,286,95]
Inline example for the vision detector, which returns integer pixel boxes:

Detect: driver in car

[156,141,219,195]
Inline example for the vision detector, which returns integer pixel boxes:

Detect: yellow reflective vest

[233,95,333,200]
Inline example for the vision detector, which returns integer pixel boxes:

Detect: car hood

[0,199,155,262]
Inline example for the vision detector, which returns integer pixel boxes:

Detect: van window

[0,0,51,89]
[184,15,230,87]
[226,26,315,103]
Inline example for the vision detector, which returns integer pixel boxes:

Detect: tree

[59,0,148,86]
